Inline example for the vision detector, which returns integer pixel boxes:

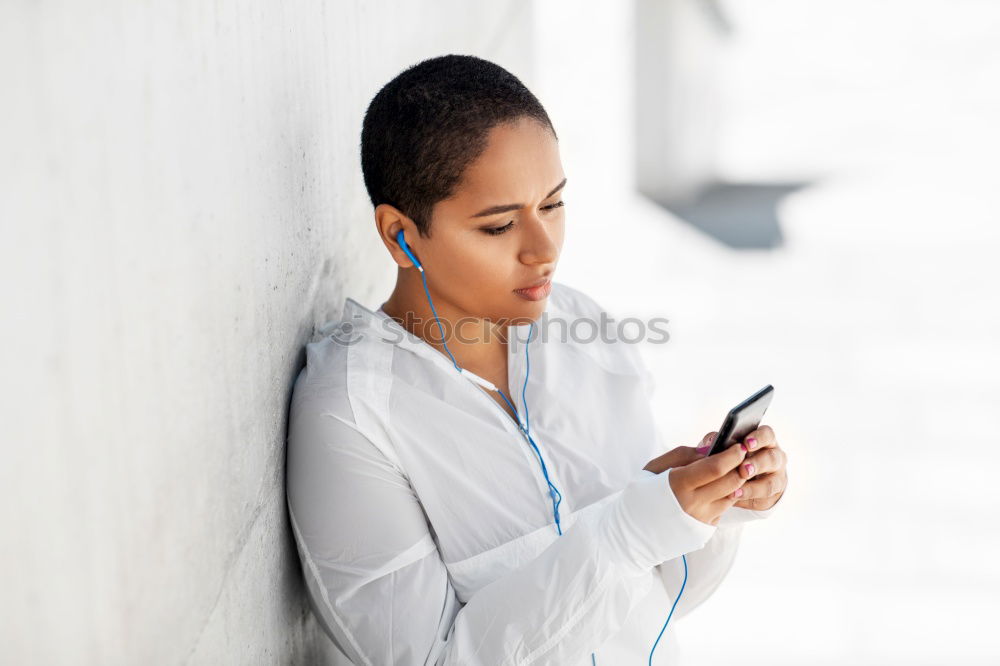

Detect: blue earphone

[396,228,423,271]
[394,229,687,666]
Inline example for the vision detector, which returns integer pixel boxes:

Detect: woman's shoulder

[293,297,397,401]
[287,303,403,468]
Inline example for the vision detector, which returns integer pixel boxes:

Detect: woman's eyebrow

[470,177,568,218]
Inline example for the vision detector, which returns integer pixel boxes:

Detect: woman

[286,54,788,665]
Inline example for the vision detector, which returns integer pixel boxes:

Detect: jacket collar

[333,296,539,368]
[342,296,429,352]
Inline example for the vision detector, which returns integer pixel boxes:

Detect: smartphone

[707,385,775,456]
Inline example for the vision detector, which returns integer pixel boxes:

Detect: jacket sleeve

[653,523,744,620]
[653,497,785,618]
[652,474,787,617]
[286,406,719,666]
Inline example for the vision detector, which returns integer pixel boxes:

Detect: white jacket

[285,281,777,665]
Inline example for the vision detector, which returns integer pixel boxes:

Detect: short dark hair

[360,54,558,237]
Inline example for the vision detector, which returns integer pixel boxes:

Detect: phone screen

[708,385,774,456]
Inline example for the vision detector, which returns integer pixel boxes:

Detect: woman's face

[410,117,566,326]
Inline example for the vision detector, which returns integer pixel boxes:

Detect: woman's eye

[483,221,515,235]
[482,202,564,236]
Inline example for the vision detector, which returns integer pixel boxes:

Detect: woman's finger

[733,470,787,501]
[643,445,703,474]
[675,440,747,488]
[695,431,718,455]
[739,447,787,480]
[708,470,785,515]
[709,496,739,519]
[743,424,777,453]
[698,466,747,502]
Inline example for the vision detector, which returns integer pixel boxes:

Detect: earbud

[395,229,423,272]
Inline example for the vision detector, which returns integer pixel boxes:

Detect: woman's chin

[471,295,547,327]
[503,298,547,325]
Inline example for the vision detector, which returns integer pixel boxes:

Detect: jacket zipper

[447,352,565,514]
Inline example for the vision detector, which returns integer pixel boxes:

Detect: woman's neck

[380,279,510,378]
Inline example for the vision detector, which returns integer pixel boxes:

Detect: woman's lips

[513,279,552,301]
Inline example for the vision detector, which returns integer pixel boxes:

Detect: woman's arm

[286,405,719,666]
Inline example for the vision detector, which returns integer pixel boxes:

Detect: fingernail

[744,463,755,475]
[747,437,757,450]
[739,443,748,452]
[734,487,744,498]
[696,445,710,455]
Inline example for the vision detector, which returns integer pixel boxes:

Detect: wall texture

[0,2,535,663]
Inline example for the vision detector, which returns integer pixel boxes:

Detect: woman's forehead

[455,123,564,208]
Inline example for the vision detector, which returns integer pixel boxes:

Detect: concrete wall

[0,3,535,663]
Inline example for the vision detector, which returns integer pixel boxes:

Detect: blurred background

[2,0,998,664]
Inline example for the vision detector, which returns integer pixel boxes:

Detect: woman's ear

[375,204,420,269]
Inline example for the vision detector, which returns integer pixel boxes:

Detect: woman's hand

[732,424,788,511]
[643,432,750,526]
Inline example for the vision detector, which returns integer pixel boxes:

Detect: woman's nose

[518,213,560,266]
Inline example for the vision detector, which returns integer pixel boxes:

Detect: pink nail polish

[747,437,757,449]
[734,487,744,498]
[739,443,747,452]
[744,463,755,475]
